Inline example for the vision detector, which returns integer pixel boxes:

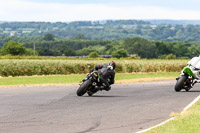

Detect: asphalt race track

[0,80,200,133]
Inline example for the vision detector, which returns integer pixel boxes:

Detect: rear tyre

[76,80,92,96]
[175,76,187,92]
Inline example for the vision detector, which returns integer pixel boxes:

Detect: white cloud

[1,0,200,22]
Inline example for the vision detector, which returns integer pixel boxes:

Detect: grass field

[0,59,187,76]
[145,100,200,133]
[0,72,179,86]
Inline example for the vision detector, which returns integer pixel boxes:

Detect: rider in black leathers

[84,61,116,91]
[95,61,116,91]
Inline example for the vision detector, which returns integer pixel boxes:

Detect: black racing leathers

[95,64,115,90]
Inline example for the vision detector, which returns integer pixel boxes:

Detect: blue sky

[1,0,200,22]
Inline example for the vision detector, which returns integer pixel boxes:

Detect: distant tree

[188,46,200,58]
[74,34,86,40]
[38,48,61,56]
[112,49,128,58]
[105,41,123,54]
[63,47,76,56]
[43,33,55,41]
[165,54,176,59]
[76,48,96,56]
[124,37,156,58]
[88,51,99,58]
[172,43,188,57]
[1,41,26,55]
[25,48,37,56]
[155,42,173,57]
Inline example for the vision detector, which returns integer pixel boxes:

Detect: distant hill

[1,19,200,41]
[0,21,6,24]
[146,19,200,25]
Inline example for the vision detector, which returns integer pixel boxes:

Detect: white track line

[136,95,200,133]
[183,95,200,111]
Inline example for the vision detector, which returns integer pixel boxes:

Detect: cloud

[1,0,200,22]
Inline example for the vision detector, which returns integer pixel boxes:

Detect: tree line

[1,35,200,59]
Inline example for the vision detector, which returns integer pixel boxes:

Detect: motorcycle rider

[83,61,116,91]
[95,61,116,91]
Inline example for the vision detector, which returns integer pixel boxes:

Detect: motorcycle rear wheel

[76,80,92,96]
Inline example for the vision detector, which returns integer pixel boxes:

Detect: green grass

[145,100,200,133]
[115,72,179,80]
[0,59,187,77]
[0,74,86,86]
[0,72,179,86]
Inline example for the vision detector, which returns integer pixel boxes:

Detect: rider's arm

[95,65,103,70]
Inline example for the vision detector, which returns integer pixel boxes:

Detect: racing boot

[104,86,111,91]
[95,86,105,91]
[95,86,111,91]
[87,91,93,96]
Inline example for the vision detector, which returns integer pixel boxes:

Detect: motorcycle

[175,56,200,92]
[76,70,103,96]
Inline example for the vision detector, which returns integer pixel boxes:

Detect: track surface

[0,80,200,133]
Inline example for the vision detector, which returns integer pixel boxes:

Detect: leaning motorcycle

[76,70,102,96]
[175,56,200,92]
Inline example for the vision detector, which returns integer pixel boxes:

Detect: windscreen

[188,57,200,69]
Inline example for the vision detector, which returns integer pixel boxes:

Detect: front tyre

[174,75,187,92]
[76,80,92,96]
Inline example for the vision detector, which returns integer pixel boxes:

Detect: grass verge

[144,99,200,133]
[0,72,179,86]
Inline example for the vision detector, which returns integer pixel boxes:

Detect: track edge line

[136,94,200,133]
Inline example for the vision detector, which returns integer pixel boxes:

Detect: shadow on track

[82,95,127,98]
[182,90,200,92]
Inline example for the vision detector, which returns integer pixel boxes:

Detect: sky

[1,0,200,22]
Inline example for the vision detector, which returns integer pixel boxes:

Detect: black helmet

[108,61,116,70]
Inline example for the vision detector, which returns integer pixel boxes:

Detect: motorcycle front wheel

[76,80,92,96]
[174,75,187,92]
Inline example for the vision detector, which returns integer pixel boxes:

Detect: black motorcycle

[76,70,103,96]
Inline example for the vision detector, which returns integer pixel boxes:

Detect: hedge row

[0,59,187,77]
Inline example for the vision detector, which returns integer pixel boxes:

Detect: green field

[0,59,187,77]
[0,72,178,86]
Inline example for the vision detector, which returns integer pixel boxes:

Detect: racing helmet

[108,61,116,70]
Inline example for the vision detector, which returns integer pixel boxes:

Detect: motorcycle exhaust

[92,82,97,86]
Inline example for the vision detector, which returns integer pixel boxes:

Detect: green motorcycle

[175,56,200,92]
